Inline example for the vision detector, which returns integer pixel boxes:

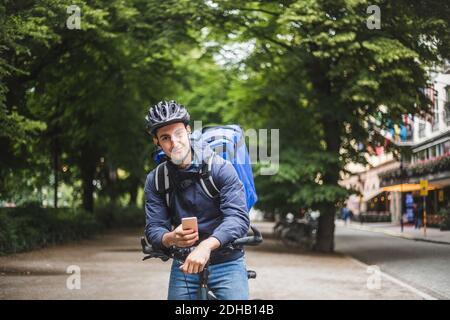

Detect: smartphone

[181,217,198,232]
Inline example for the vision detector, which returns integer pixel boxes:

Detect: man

[415,202,424,229]
[144,100,250,300]
[341,207,350,225]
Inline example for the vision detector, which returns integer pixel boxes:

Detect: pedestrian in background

[341,207,351,225]
[415,202,423,229]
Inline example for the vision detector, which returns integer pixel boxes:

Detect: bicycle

[141,225,263,300]
[273,212,318,250]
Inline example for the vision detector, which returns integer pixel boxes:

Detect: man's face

[155,122,191,166]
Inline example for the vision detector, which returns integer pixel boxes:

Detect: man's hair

[154,122,189,139]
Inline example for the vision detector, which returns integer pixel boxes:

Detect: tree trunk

[316,203,336,252]
[81,167,95,213]
[306,57,342,253]
[49,103,62,209]
[80,147,97,213]
[315,118,342,253]
[128,178,139,207]
[5,78,25,112]
[52,141,59,209]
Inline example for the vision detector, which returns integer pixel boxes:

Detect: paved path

[0,228,429,300]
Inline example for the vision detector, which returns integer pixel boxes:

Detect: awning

[381,183,439,192]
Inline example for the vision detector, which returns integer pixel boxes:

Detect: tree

[202,0,450,251]
[1,0,202,210]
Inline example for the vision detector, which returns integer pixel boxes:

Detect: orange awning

[381,183,439,192]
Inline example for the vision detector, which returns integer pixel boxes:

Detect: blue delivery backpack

[152,124,257,211]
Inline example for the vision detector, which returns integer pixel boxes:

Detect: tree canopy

[1,0,449,252]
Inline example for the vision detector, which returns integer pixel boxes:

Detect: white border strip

[345,255,438,300]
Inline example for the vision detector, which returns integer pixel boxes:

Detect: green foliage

[0,203,147,255]
[0,203,98,255]
[0,0,205,208]
[197,0,450,250]
[202,0,449,209]
[1,1,450,251]
[94,204,144,229]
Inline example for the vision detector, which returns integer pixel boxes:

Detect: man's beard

[170,145,191,166]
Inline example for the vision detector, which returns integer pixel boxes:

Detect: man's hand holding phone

[177,216,221,274]
[162,217,199,248]
[173,224,198,247]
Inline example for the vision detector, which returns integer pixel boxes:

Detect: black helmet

[145,100,190,135]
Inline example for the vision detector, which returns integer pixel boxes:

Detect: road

[335,226,450,299]
[0,227,423,299]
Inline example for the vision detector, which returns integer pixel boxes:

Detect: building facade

[341,66,450,225]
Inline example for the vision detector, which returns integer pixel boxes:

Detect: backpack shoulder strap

[199,154,220,198]
[154,162,172,207]
[154,155,221,206]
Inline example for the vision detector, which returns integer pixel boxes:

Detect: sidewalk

[336,220,450,245]
[0,226,435,300]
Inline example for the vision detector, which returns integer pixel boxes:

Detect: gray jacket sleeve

[144,171,171,250]
[210,157,250,247]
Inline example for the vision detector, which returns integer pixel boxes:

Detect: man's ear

[152,137,159,146]
[186,124,191,134]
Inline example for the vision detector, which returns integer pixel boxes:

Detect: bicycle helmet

[145,100,190,135]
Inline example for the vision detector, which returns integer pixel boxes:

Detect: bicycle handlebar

[141,225,263,262]
[230,225,263,246]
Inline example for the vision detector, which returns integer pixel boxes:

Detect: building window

[446,86,450,126]
[430,146,437,159]
[444,141,450,155]
[437,144,443,157]
[431,90,439,131]
[416,149,427,161]
[418,120,426,138]
[445,103,450,126]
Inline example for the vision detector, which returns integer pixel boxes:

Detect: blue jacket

[144,137,250,264]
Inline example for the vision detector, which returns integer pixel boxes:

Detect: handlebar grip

[143,252,171,262]
[231,225,263,246]
[141,236,154,254]
[141,236,172,261]
[232,236,262,246]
